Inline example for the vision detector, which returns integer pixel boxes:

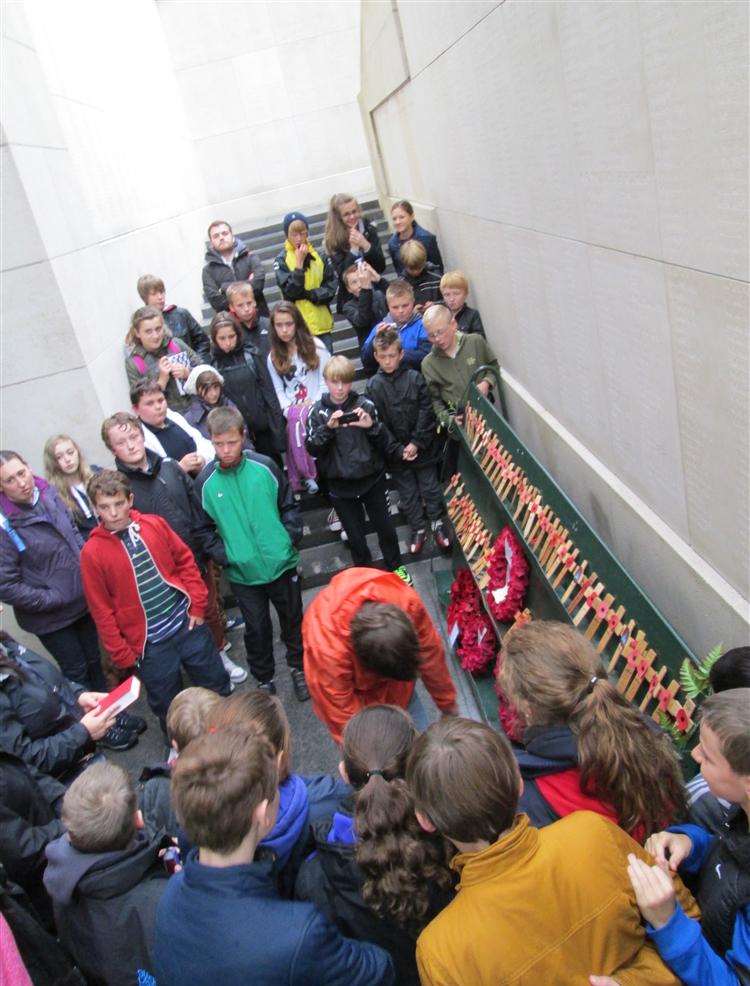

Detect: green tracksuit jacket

[194,452,301,586]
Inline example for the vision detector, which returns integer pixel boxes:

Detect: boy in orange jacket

[407,717,699,986]
[302,567,457,743]
[80,470,230,732]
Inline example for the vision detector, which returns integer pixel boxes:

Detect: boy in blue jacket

[361,280,430,374]
[626,689,750,986]
[154,726,394,986]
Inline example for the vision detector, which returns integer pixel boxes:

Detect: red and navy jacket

[80,511,207,669]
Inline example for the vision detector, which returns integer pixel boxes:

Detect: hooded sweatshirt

[44,830,168,986]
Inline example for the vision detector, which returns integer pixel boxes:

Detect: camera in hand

[338,411,359,425]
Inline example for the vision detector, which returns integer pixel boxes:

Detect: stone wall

[360,0,749,655]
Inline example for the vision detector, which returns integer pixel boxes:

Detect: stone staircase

[201,200,447,590]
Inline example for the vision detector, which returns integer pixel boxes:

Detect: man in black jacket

[202,220,268,315]
[43,761,168,985]
[101,412,247,684]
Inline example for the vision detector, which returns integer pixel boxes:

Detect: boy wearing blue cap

[274,212,337,354]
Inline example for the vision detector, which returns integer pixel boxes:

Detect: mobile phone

[338,411,359,425]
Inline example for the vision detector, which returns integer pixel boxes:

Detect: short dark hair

[372,327,402,352]
[87,469,132,504]
[171,728,278,853]
[406,717,521,844]
[701,689,750,775]
[207,405,245,437]
[350,602,419,682]
[710,647,750,693]
[130,377,165,407]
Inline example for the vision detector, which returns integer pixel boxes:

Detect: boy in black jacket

[306,356,412,585]
[43,761,168,985]
[366,329,450,557]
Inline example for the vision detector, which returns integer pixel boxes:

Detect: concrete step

[236,218,390,266]
[229,200,382,247]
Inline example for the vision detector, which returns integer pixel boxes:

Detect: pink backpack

[131,339,181,375]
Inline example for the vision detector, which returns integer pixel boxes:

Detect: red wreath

[446,569,497,674]
[486,527,529,623]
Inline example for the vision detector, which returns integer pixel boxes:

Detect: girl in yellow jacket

[274,212,337,353]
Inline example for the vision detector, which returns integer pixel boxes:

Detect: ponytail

[343,705,452,930]
[498,621,685,838]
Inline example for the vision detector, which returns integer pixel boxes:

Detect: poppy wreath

[486,527,529,623]
[446,568,497,674]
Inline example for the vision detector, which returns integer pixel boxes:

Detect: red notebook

[97,676,141,715]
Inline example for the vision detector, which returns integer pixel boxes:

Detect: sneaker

[432,519,451,552]
[410,529,427,555]
[290,668,310,703]
[98,724,138,752]
[222,640,232,653]
[258,680,277,696]
[303,478,319,495]
[327,509,342,532]
[392,566,414,586]
[221,649,248,684]
[340,528,348,542]
[225,614,245,631]
[116,711,147,736]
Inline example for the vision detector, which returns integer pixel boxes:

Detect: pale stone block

[398,0,499,78]
[666,267,750,596]
[641,0,749,280]
[51,247,121,365]
[234,47,291,127]
[194,129,265,205]
[1,1,34,47]
[157,0,275,71]
[271,0,357,46]
[251,116,307,192]
[177,60,246,140]
[0,35,65,148]
[1,261,85,386]
[360,0,409,112]
[283,30,360,112]
[0,147,47,269]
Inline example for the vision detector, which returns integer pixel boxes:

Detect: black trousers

[230,567,303,684]
[38,613,106,691]
[252,429,283,469]
[390,464,444,534]
[331,475,402,570]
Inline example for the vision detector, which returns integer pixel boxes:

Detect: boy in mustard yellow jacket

[407,717,699,986]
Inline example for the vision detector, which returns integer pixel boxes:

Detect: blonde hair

[323,355,356,383]
[63,762,136,853]
[43,434,94,516]
[440,270,469,293]
[167,687,224,752]
[287,218,308,239]
[226,281,255,306]
[400,240,427,271]
[498,621,686,836]
[385,280,414,302]
[324,192,358,256]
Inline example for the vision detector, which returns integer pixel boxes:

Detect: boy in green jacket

[421,304,499,435]
[194,406,309,702]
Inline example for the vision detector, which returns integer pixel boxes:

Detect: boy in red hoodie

[80,470,230,731]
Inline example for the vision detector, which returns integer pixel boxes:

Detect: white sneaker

[303,478,319,495]
[327,509,342,532]
[221,649,248,684]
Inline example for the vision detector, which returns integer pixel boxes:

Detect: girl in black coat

[295,705,453,986]
[324,193,387,312]
[209,312,286,465]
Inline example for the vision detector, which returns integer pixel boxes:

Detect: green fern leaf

[679,643,723,699]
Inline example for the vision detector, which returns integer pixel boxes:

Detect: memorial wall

[359,0,749,656]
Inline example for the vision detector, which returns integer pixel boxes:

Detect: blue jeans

[39,613,107,691]
[136,618,231,731]
[407,688,429,731]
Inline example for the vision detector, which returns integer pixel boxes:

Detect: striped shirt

[118,526,188,643]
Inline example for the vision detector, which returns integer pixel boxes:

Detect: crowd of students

[0,193,748,985]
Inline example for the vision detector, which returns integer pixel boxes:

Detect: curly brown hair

[343,705,453,932]
[497,620,686,837]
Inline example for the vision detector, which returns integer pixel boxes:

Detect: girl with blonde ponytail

[295,705,453,986]
[497,620,686,841]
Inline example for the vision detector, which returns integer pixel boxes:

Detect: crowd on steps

[0,193,748,986]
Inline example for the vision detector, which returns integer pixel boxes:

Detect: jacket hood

[0,476,50,520]
[260,773,309,868]
[43,830,161,905]
[514,725,579,777]
[204,238,248,266]
[185,364,223,395]
[115,448,163,480]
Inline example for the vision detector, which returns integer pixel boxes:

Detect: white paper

[492,586,509,603]
[448,622,460,646]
